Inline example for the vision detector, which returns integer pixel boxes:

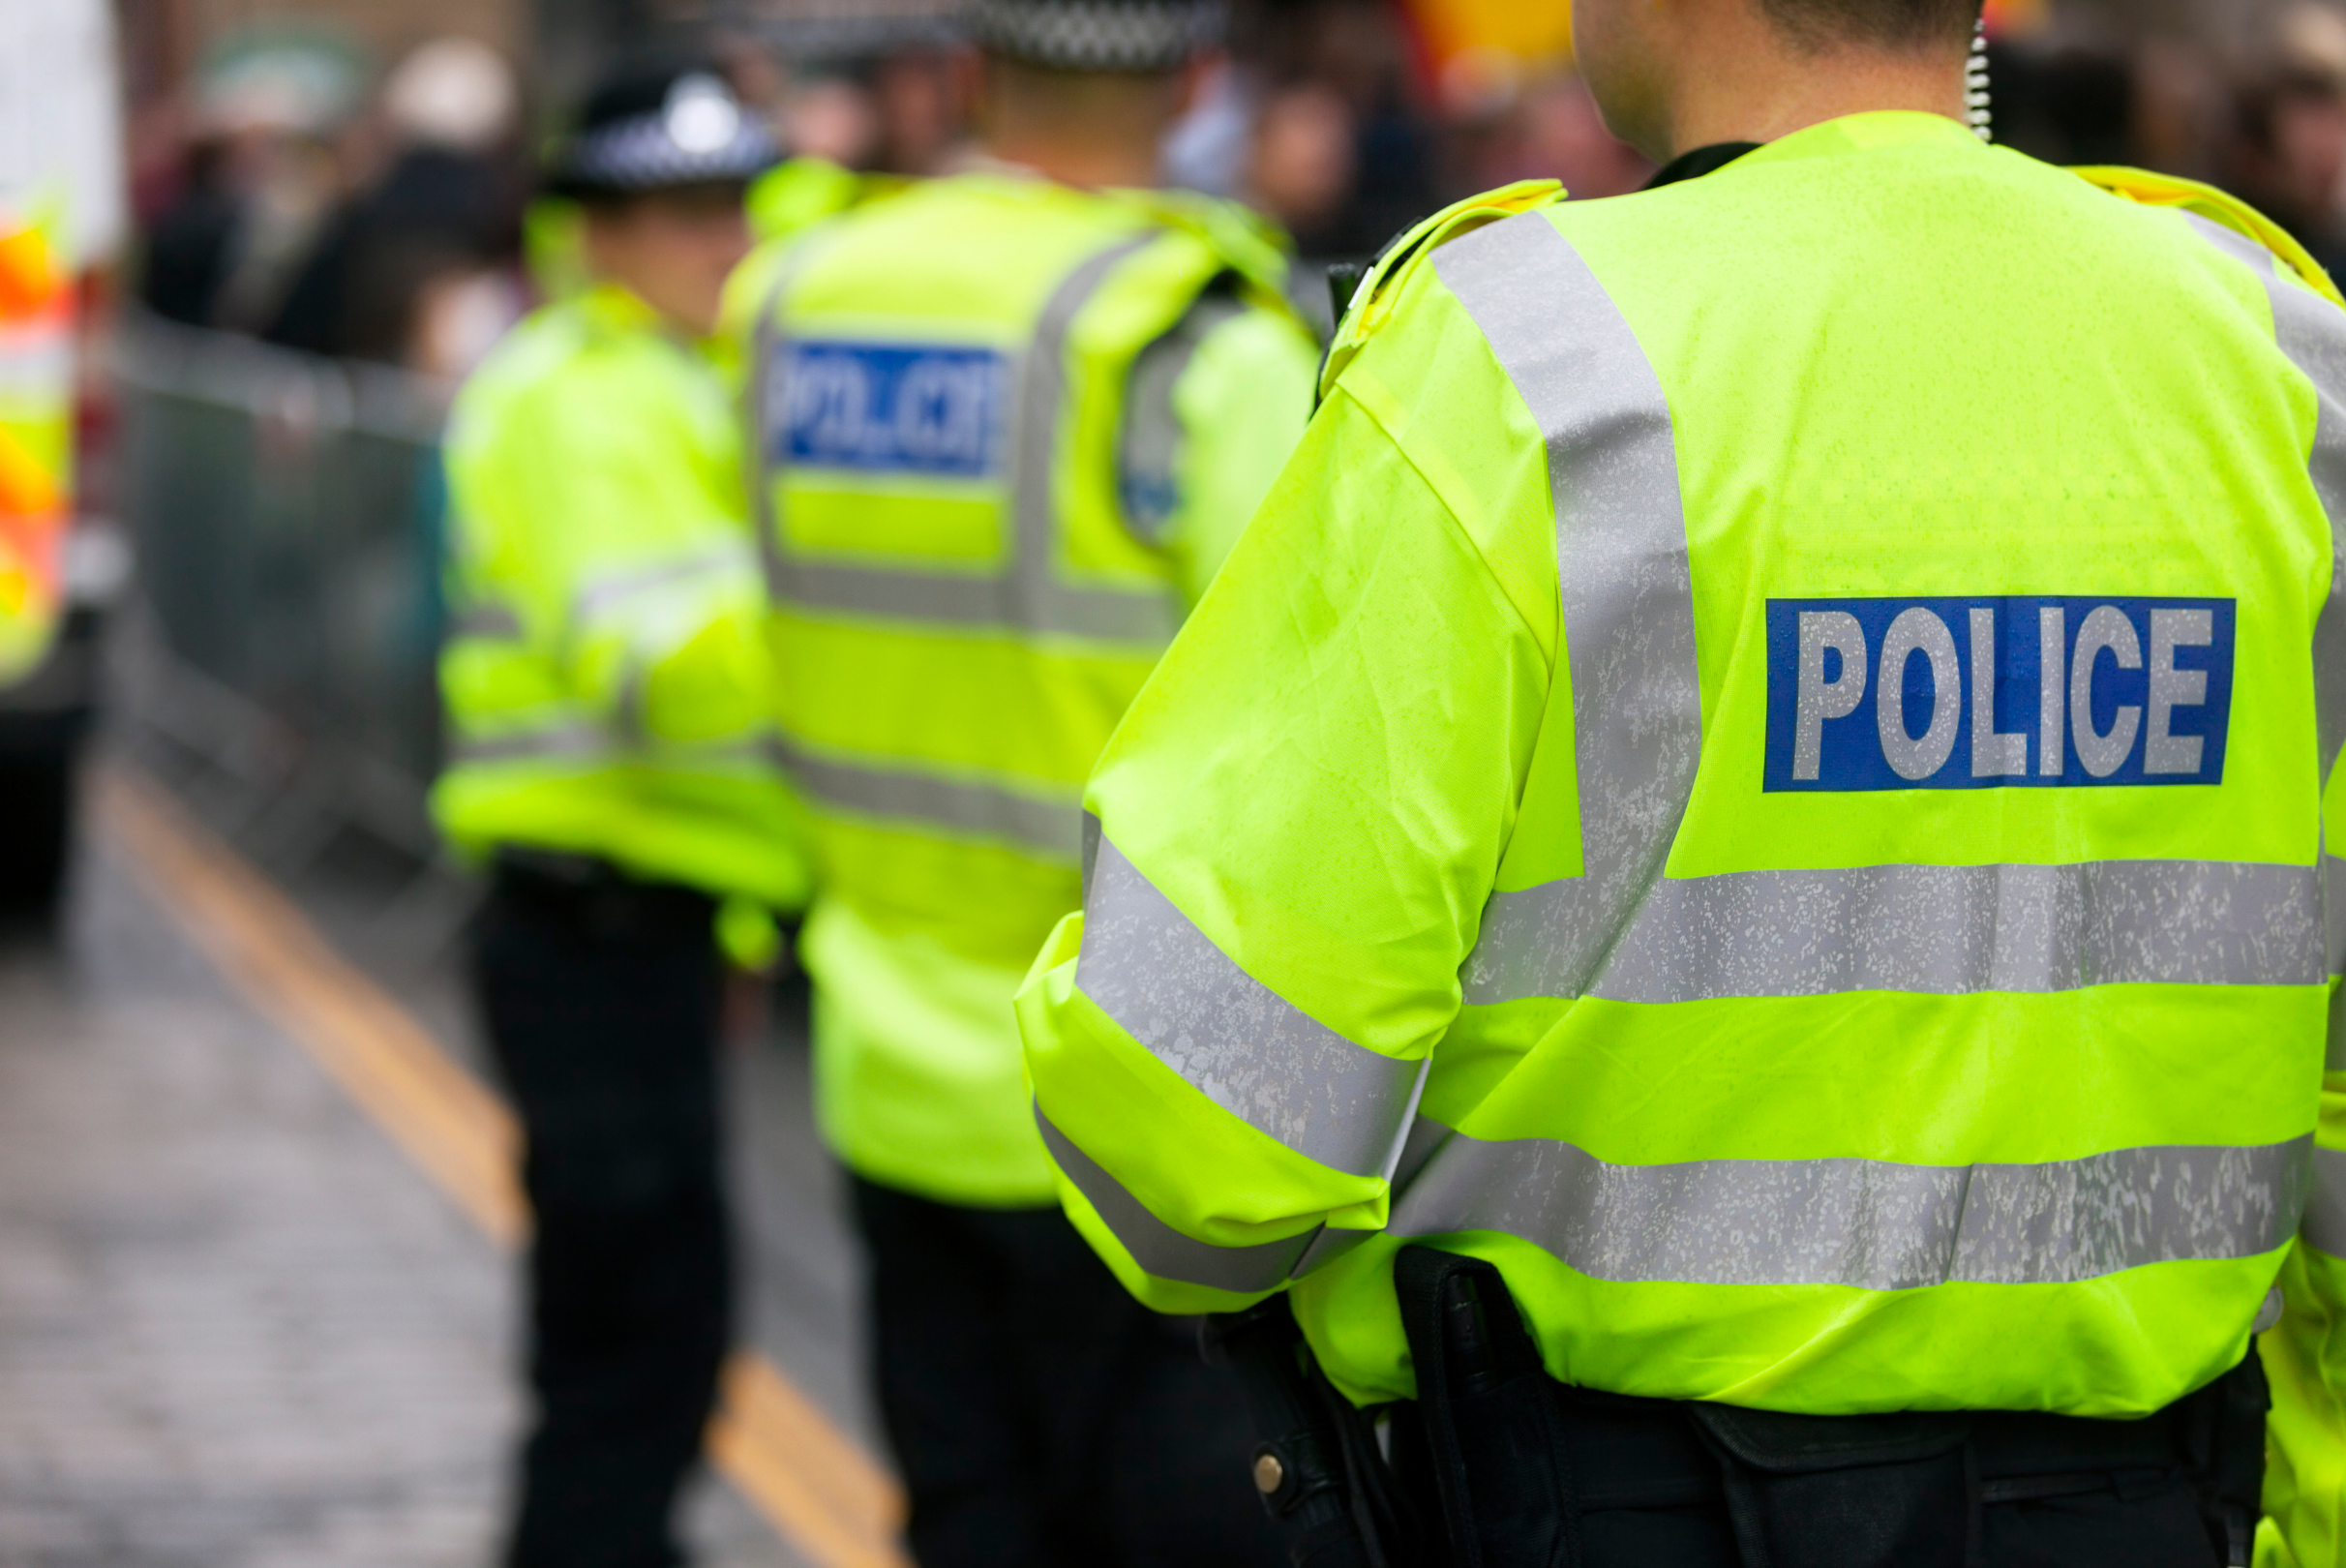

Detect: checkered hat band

[969,0,1222,72]
[560,113,779,193]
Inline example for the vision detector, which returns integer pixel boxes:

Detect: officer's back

[1016,1,2346,1563]
[736,3,1318,1560]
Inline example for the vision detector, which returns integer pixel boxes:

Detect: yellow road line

[94,765,910,1568]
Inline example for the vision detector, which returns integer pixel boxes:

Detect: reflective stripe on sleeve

[1433,211,1703,1009]
[448,601,525,642]
[2183,215,2346,1062]
[1075,832,1429,1177]
[1036,1102,1320,1292]
[450,720,613,766]
[2185,215,2346,788]
[2303,1142,2346,1256]
[1117,293,1248,545]
[1467,859,2325,1005]
[453,722,770,771]
[769,737,1084,861]
[755,233,1182,648]
[1387,1119,2312,1289]
[761,558,1174,642]
[571,543,759,624]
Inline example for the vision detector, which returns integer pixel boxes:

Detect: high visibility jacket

[746,157,909,247]
[0,200,70,684]
[737,169,1319,1206]
[434,283,811,918]
[1017,112,2346,1553]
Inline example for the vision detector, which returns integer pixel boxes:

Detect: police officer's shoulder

[447,303,585,442]
[450,292,661,456]
[1318,179,1564,403]
[2073,165,2345,310]
[1122,189,1282,278]
[745,157,919,248]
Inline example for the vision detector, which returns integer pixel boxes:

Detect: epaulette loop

[1318,179,1564,403]
[2072,165,2344,309]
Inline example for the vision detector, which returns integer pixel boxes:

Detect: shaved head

[1759,0,1983,50]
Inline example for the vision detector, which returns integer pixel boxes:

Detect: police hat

[966,0,1223,75]
[548,61,779,199]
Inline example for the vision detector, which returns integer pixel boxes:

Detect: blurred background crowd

[108,0,2346,375]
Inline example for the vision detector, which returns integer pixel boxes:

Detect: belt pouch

[1687,1403,1976,1568]
[1394,1246,1579,1568]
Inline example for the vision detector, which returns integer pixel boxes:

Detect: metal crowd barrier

[112,311,455,898]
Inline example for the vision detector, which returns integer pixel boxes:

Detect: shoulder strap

[2072,165,2345,308]
[1104,185,1308,326]
[1319,180,1565,403]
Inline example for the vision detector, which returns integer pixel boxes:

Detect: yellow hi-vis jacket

[1015,113,2346,1561]
[0,200,70,683]
[434,283,811,926]
[734,168,1320,1206]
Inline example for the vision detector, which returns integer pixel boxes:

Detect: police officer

[734,1,1318,1561]
[434,60,808,1568]
[1018,0,2346,1563]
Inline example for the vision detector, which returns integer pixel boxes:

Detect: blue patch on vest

[1762,596,2236,792]
[774,341,1008,479]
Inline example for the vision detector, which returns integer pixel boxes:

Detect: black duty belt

[1212,1247,2269,1568]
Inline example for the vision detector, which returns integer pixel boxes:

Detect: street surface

[0,759,885,1567]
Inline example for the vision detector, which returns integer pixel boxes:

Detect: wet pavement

[0,764,880,1566]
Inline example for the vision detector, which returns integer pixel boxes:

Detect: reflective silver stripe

[1388,1118,2312,1289]
[757,235,1181,646]
[1117,293,1248,546]
[448,601,524,642]
[1006,234,1183,642]
[2330,840,2346,1070]
[749,245,828,610]
[455,724,768,770]
[766,561,1008,627]
[2302,1142,2346,1255]
[1434,213,1702,1003]
[451,720,612,766]
[1080,809,1104,905]
[767,560,1175,641]
[615,659,649,745]
[2184,212,2346,783]
[2259,243,2346,788]
[1468,859,2324,1005]
[1037,1103,1319,1292]
[1076,832,1429,1177]
[572,544,758,623]
[2184,216,2346,1065]
[770,737,1084,861]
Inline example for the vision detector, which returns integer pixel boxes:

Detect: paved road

[0,778,870,1566]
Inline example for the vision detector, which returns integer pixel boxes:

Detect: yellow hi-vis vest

[1019,113,2346,1557]
[434,284,811,923]
[0,200,70,683]
[738,169,1319,1205]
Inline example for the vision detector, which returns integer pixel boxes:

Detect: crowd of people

[120,1,2346,375]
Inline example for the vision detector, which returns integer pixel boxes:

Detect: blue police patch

[774,341,1008,479]
[1762,596,2236,792]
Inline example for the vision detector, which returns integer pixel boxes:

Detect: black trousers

[1390,1386,2251,1568]
[851,1176,1283,1568]
[1385,1248,2265,1568]
[473,862,731,1568]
